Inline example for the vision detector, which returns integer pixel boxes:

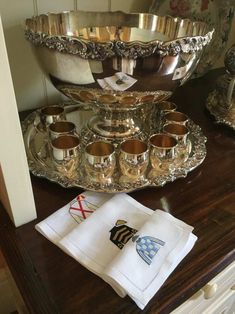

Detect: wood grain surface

[0,68,235,314]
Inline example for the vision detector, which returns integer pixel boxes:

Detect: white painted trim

[0,15,37,226]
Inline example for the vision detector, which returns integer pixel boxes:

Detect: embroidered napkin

[35,191,112,245]
[36,192,197,309]
[103,210,197,309]
[58,194,197,308]
[58,193,153,297]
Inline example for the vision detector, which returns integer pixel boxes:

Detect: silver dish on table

[206,44,235,130]
[206,87,235,131]
[25,11,213,140]
[22,104,207,193]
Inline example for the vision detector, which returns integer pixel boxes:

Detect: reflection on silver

[164,111,189,126]
[25,11,213,139]
[22,105,207,193]
[206,45,235,130]
[49,121,77,140]
[119,139,149,183]
[84,141,116,185]
[40,105,65,129]
[25,11,213,61]
[224,44,235,108]
[157,101,177,112]
[206,89,235,130]
[51,135,80,178]
[163,123,191,164]
[149,134,177,177]
[160,196,171,213]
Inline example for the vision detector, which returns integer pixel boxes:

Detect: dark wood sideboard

[0,68,234,314]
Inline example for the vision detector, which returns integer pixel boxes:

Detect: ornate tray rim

[206,89,235,131]
[22,106,207,193]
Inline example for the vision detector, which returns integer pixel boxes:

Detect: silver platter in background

[206,89,235,131]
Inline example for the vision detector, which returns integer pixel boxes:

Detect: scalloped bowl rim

[25,10,214,45]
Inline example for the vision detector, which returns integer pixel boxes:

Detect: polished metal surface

[224,44,235,109]
[51,134,80,177]
[149,133,177,174]
[25,11,212,57]
[57,89,170,139]
[25,11,213,96]
[49,121,76,140]
[157,101,177,112]
[206,44,235,130]
[224,44,235,76]
[40,105,65,129]
[164,111,188,125]
[163,123,189,144]
[22,104,207,193]
[25,11,213,139]
[163,123,191,164]
[119,139,149,183]
[84,141,116,185]
[206,89,235,130]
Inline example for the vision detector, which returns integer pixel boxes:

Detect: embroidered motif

[132,235,165,265]
[116,79,124,85]
[109,220,137,249]
[69,195,98,223]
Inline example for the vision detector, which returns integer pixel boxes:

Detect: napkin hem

[105,233,197,309]
[104,210,195,293]
[105,230,194,294]
[35,222,62,244]
[59,237,105,274]
[58,238,127,298]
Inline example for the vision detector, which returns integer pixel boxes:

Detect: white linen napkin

[58,193,153,297]
[36,192,197,309]
[103,210,197,309]
[58,194,197,308]
[35,191,113,245]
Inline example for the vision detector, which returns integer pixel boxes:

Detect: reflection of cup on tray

[51,135,80,177]
[85,141,116,185]
[49,121,77,140]
[163,123,191,164]
[40,105,65,129]
[164,111,188,126]
[119,139,149,183]
[149,134,177,178]
[158,101,177,112]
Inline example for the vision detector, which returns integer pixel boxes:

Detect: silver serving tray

[206,90,235,130]
[22,104,207,193]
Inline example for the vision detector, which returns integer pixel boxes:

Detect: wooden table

[0,68,235,314]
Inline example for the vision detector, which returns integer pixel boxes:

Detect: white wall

[0,0,234,112]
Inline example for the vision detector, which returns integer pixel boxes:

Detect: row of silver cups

[40,102,191,185]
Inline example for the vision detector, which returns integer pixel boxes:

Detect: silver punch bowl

[25,11,213,140]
